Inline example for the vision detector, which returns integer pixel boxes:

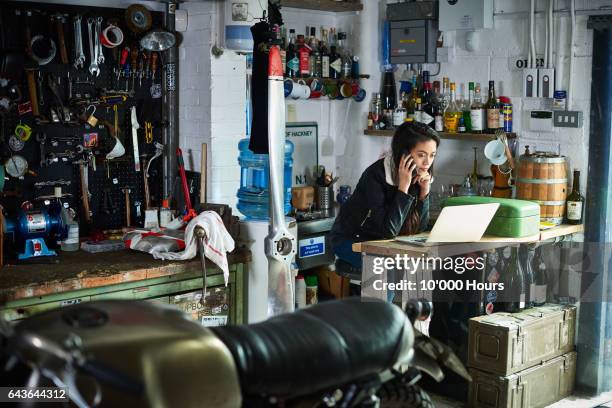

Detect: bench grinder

[4,201,67,259]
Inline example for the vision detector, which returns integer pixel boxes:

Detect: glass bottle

[297,35,311,78]
[329,45,341,79]
[463,82,474,132]
[486,80,501,133]
[381,70,397,111]
[470,83,485,134]
[337,32,351,79]
[420,83,435,127]
[566,169,584,224]
[441,77,450,113]
[286,29,299,78]
[483,249,503,315]
[501,246,526,313]
[533,247,548,306]
[320,29,330,78]
[521,245,536,309]
[443,82,461,133]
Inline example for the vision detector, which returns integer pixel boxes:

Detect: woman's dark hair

[391,121,441,177]
[391,122,441,235]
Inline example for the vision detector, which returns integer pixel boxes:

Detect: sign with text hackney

[286,122,318,187]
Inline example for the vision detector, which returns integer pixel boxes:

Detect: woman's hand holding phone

[398,154,416,194]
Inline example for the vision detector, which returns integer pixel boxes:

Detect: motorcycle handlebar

[79,359,144,397]
[405,299,433,323]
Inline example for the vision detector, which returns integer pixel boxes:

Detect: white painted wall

[177,0,597,212]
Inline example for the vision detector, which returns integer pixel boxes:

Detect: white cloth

[152,211,235,285]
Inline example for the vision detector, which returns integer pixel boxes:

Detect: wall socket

[553,111,583,128]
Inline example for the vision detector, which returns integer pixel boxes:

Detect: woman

[331,121,440,269]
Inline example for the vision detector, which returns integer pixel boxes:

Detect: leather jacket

[330,158,430,246]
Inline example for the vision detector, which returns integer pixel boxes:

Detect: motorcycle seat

[212,297,413,398]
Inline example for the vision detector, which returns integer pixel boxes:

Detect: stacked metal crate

[467,304,577,408]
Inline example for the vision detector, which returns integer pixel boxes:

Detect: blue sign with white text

[299,236,325,258]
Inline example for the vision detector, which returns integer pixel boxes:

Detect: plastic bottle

[305,275,318,305]
[60,208,79,252]
[295,275,307,309]
[236,138,294,220]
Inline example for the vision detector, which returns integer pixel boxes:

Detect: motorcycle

[0,297,470,407]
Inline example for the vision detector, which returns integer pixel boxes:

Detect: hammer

[122,187,131,227]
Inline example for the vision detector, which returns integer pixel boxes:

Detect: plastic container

[61,220,79,251]
[236,138,294,220]
[159,199,173,228]
[295,275,307,309]
[305,275,318,305]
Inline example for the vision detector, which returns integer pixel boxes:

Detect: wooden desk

[354,224,584,306]
[0,249,251,324]
[353,224,584,257]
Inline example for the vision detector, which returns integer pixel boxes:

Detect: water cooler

[236,138,295,323]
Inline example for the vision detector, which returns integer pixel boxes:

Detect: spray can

[502,103,513,132]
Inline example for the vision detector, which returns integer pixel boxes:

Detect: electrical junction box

[387,1,439,64]
[529,110,554,132]
[439,0,494,31]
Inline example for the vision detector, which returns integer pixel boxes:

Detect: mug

[352,88,367,102]
[339,82,353,98]
[284,79,293,98]
[309,78,323,92]
[290,81,310,99]
[324,81,339,99]
[351,82,360,95]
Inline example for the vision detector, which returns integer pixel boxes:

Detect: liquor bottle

[483,249,503,315]
[533,247,548,306]
[441,77,450,113]
[320,31,330,79]
[329,45,341,79]
[443,82,461,133]
[297,35,311,78]
[434,100,444,132]
[470,83,485,133]
[406,83,419,121]
[279,28,287,75]
[419,83,435,127]
[521,245,536,308]
[566,169,584,224]
[381,70,397,111]
[414,97,423,124]
[399,81,411,110]
[337,32,351,79]
[286,30,299,78]
[458,117,466,133]
[464,82,474,132]
[501,246,526,313]
[373,93,384,130]
[486,80,501,133]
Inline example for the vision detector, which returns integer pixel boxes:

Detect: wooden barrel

[516,153,568,224]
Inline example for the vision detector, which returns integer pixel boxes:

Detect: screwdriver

[119,47,129,82]
[130,48,138,91]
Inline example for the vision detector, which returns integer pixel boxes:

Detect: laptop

[395,203,500,246]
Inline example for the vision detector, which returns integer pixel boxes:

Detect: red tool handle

[176,148,194,219]
[120,47,130,65]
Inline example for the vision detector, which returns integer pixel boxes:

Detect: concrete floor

[429,391,612,407]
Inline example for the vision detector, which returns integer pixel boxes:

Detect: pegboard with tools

[0,1,170,241]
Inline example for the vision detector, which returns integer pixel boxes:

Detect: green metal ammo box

[442,196,540,238]
[468,351,576,408]
[467,304,577,376]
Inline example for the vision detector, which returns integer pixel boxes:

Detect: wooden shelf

[364,129,517,142]
[280,0,363,12]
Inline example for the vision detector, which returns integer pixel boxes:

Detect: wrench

[87,18,100,77]
[36,133,46,168]
[73,16,85,69]
[95,17,104,65]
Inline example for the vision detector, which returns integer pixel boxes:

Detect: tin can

[502,103,513,132]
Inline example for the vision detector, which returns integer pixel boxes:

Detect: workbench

[354,224,584,305]
[0,249,251,325]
